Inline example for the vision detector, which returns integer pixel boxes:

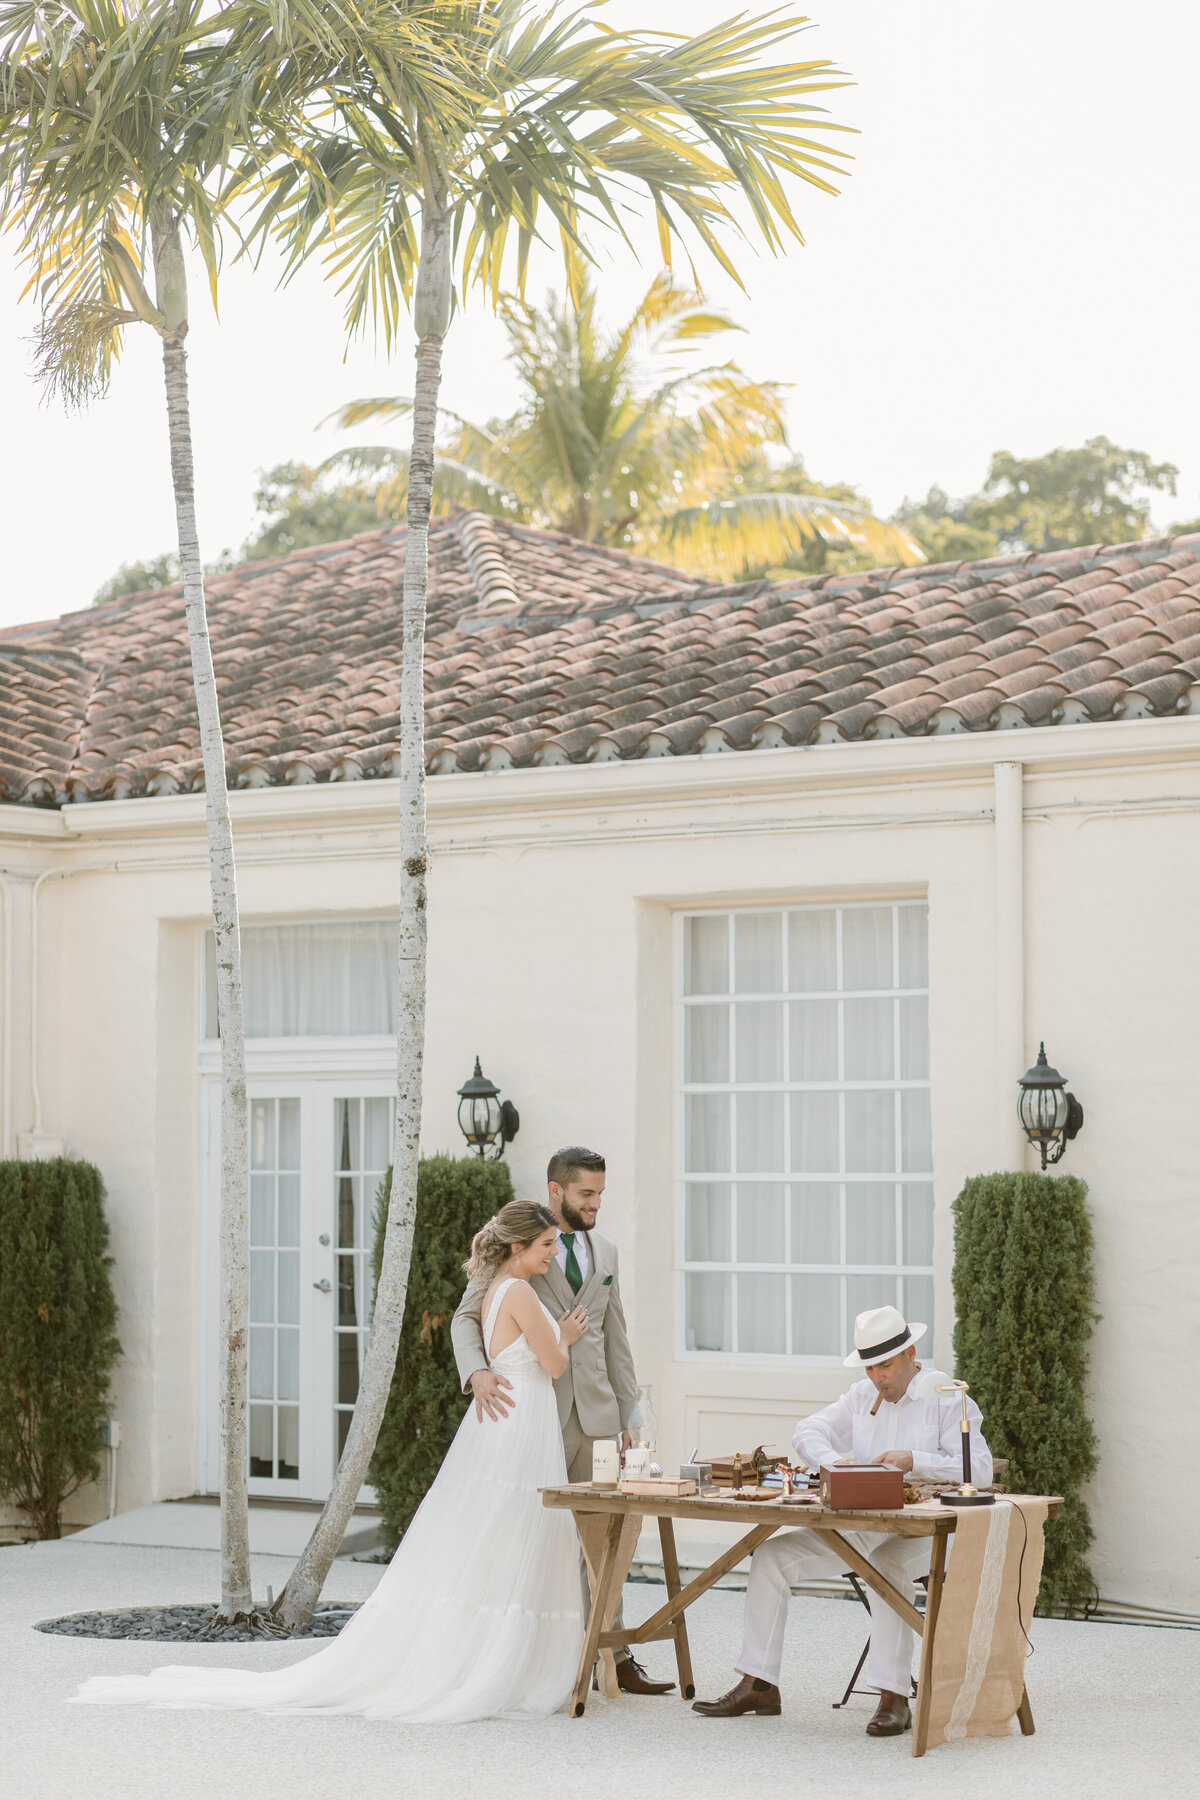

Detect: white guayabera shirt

[792,1366,994,1486]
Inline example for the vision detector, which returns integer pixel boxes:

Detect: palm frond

[659,491,926,581]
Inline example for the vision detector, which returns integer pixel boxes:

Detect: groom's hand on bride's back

[469,1369,515,1422]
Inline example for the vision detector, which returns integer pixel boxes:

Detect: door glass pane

[685,914,729,994]
[791,1183,840,1263]
[686,1273,731,1351]
[332,1096,393,1473]
[204,923,399,1038]
[245,1097,301,1482]
[788,910,837,991]
[686,1005,730,1083]
[845,1183,897,1264]
[735,1093,784,1173]
[842,908,894,990]
[686,1184,731,1262]
[737,1274,786,1353]
[735,1003,783,1081]
[736,1185,785,1263]
[789,999,838,1079]
[734,913,783,992]
[843,997,895,1080]
[792,1274,842,1356]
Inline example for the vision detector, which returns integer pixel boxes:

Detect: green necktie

[561,1231,583,1295]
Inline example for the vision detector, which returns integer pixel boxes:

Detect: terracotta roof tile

[2,520,1200,802]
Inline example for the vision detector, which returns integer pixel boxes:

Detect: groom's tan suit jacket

[451,1228,637,1438]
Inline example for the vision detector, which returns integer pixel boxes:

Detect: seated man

[693,1304,992,1737]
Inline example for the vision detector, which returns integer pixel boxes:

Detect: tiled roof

[3,516,1200,806]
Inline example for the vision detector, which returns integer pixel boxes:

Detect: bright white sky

[2,0,1198,631]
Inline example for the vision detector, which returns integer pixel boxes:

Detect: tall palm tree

[0,0,258,1621]
[327,272,923,571]
[251,0,860,1629]
[0,0,440,1623]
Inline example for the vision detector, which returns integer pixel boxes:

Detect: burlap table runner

[920,1495,1047,1747]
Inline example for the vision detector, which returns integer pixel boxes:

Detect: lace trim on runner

[945,1502,1013,1741]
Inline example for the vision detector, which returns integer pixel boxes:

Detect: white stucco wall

[0,716,1194,1607]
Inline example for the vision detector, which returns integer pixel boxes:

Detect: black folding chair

[831,1571,924,1709]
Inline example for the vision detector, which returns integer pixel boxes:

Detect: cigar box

[617,1477,697,1498]
[819,1463,905,1510]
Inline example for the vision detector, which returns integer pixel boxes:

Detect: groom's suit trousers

[736,1529,932,1697]
[562,1404,626,1647]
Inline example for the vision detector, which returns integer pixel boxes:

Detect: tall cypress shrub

[952,1171,1098,1614]
[370,1154,514,1549]
[0,1159,121,1538]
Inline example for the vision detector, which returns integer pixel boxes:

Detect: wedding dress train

[73,1280,583,1722]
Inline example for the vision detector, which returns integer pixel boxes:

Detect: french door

[197,1076,394,1500]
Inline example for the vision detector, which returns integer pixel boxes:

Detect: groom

[451,1144,673,1696]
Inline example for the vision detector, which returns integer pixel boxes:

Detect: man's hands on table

[875,1450,914,1472]
[469,1369,514,1422]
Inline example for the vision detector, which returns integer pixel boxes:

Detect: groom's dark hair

[547,1145,606,1189]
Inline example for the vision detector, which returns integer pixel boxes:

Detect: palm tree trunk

[157,219,253,1621]
[271,205,449,1631]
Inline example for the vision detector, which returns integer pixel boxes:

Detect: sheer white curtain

[204,922,399,1037]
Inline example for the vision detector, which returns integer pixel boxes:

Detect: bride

[74,1202,588,1722]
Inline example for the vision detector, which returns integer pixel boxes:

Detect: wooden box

[819,1463,905,1510]
[617,1477,697,1498]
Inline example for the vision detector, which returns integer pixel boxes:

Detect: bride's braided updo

[464,1200,558,1284]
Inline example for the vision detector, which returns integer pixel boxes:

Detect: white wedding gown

[73,1280,583,1722]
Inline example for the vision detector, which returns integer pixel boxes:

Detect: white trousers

[736,1529,933,1696]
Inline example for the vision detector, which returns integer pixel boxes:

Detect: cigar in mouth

[870,1390,885,1417]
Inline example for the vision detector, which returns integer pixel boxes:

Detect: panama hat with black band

[843,1303,927,1369]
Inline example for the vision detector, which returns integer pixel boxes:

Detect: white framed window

[676,901,933,1362]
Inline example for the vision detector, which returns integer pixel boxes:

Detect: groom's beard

[560,1199,591,1233]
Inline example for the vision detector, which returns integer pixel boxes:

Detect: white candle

[592,1440,620,1487]
[623,1446,651,1480]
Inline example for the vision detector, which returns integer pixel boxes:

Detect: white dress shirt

[554,1228,590,1287]
[792,1366,993,1487]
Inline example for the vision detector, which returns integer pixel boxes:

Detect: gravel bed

[35,1603,360,1642]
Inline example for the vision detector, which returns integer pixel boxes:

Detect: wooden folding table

[540,1483,1061,1756]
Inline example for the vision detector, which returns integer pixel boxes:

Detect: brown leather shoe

[614,1655,676,1695]
[692,1674,781,1717]
[866,1690,912,1736]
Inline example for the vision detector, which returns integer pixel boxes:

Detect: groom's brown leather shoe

[614,1655,675,1695]
[692,1675,781,1717]
[866,1690,912,1736]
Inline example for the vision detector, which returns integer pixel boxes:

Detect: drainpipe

[993,762,1027,1169]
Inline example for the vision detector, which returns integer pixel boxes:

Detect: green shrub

[952,1170,1098,1614]
[370,1154,514,1549]
[0,1159,121,1538]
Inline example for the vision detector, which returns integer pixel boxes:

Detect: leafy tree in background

[238,462,387,563]
[369,1155,513,1550]
[0,1159,121,1540]
[897,437,1179,563]
[328,273,922,577]
[92,553,182,606]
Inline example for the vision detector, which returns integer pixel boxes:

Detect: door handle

[312,1278,332,1293]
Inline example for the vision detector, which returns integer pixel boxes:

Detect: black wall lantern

[1017,1042,1084,1170]
[457,1056,520,1159]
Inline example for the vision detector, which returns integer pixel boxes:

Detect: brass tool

[936,1380,995,1506]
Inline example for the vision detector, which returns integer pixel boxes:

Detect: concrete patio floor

[2,1534,1195,1800]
